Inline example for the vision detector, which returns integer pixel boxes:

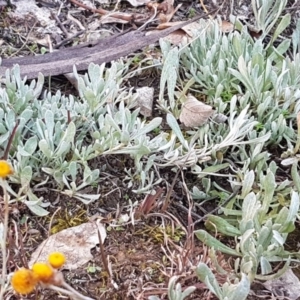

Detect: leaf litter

[29,221,107,270]
[179,94,215,127]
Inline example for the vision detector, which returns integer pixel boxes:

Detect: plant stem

[60,281,95,300]
[0,180,9,300]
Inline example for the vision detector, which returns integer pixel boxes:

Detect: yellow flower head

[32,263,53,283]
[11,268,37,294]
[48,252,66,269]
[0,160,13,178]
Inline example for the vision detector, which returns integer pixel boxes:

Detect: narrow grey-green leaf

[241,170,255,198]
[206,215,240,237]
[291,163,300,192]
[195,263,223,299]
[166,114,188,150]
[21,166,32,187]
[39,139,52,158]
[26,204,49,217]
[62,121,76,144]
[24,136,38,155]
[44,110,54,139]
[260,170,276,216]
[242,192,259,221]
[195,229,240,256]
[132,117,162,138]
[260,257,272,275]
[229,273,250,300]
[257,224,272,249]
[268,14,291,47]
[199,163,230,177]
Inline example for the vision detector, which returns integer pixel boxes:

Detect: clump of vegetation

[1,0,300,299]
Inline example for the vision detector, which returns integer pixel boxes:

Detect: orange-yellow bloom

[48,252,66,269]
[0,160,13,178]
[11,268,37,294]
[32,263,53,283]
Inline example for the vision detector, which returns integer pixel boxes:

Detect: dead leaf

[263,269,300,300]
[136,187,164,216]
[29,222,106,270]
[248,28,263,39]
[156,21,184,30]
[161,21,204,45]
[125,0,149,7]
[94,0,109,3]
[220,20,234,33]
[158,1,181,24]
[157,0,174,14]
[212,113,228,123]
[100,13,133,24]
[136,87,154,117]
[182,21,205,36]
[164,29,188,45]
[179,94,214,127]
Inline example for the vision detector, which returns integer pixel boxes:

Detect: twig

[180,169,194,257]
[192,189,240,226]
[294,112,300,153]
[48,207,61,237]
[9,21,38,57]
[0,180,9,299]
[54,31,86,49]
[51,11,87,49]
[49,282,95,300]
[68,0,133,22]
[51,11,70,38]
[12,220,29,269]
[199,0,213,20]
[137,5,157,31]
[2,120,19,160]
[67,13,86,30]
[171,189,240,226]
[67,110,71,124]
[161,169,180,212]
[96,220,110,277]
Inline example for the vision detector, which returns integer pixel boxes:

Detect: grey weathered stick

[0,10,217,79]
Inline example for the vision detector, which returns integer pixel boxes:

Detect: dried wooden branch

[0,12,214,80]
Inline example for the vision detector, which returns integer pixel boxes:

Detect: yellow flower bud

[48,252,66,269]
[11,268,37,294]
[32,263,53,283]
[0,160,13,178]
